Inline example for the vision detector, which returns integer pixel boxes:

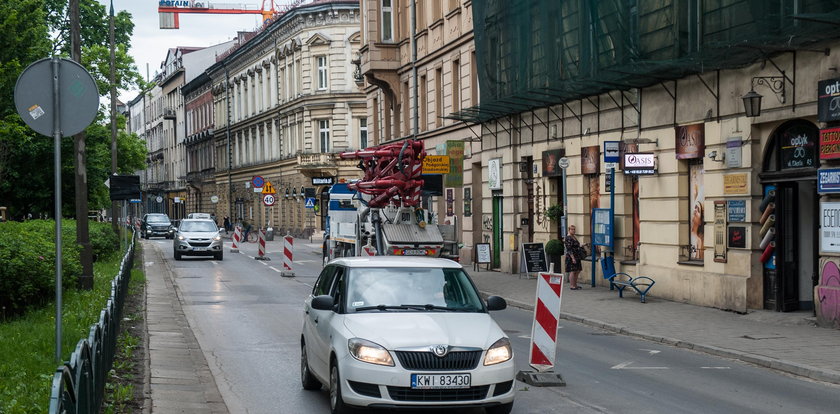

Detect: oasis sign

[623,153,656,175]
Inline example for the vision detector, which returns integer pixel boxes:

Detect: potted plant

[545,238,565,273]
[545,204,563,222]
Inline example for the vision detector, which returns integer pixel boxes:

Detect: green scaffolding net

[451,0,840,122]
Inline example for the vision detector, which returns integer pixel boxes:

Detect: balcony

[296,153,339,178]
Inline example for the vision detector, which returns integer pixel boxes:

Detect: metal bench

[608,272,655,303]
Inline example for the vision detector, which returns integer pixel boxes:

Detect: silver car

[173,219,224,260]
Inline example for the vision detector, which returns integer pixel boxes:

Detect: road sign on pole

[263,194,276,206]
[304,197,315,208]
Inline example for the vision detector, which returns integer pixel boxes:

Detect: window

[452,59,460,113]
[419,75,427,131]
[316,55,328,90]
[319,120,330,152]
[359,118,368,149]
[382,0,394,42]
[313,266,337,296]
[435,67,442,127]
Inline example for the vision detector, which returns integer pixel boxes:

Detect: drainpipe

[225,64,233,221]
[411,0,418,137]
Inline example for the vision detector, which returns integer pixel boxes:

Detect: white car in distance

[301,256,515,414]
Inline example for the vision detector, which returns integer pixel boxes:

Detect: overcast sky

[105,0,269,102]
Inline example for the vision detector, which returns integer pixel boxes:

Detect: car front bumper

[174,238,223,256]
[146,227,174,237]
[336,351,516,409]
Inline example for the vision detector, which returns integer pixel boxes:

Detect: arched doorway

[759,119,819,312]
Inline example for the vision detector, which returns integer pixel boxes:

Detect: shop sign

[714,201,727,263]
[820,201,840,253]
[675,124,705,159]
[623,152,656,175]
[423,155,450,174]
[581,146,600,174]
[445,141,464,187]
[542,149,564,177]
[780,124,817,169]
[728,226,747,249]
[723,173,748,195]
[820,127,840,160]
[728,200,746,222]
[818,168,840,194]
[312,176,334,186]
[488,158,502,190]
[817,78,840,122]
[726,137,742,168]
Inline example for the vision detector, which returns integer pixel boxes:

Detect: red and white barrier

[361,243,376,256]
[528,267,564,372]
[231,225,241,253]
[281,234,294,276]
[255,228,269,260]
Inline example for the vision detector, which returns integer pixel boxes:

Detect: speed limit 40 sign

[263,194,276,206]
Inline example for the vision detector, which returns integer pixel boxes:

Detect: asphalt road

[151,239,840,413]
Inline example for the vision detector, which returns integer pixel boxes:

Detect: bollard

[281,234,295,277]
[231,225,241,253]
[255,228,270,260]
[361,242,376,256]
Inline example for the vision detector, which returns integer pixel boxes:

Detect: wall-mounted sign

[820,201,840,253]
[714,201,727,263]
[488,158,502,190]
[623,152,656,175]
[603,141,620,163]
[542,149,564,177]
[675,123,705,159]
[818,168,840,193]
[723,173,749,195]
[592,208,613,248]
[726,137,742,168]
[818,77,840,122]
[780,123,817,169]
[820,127,840,160]
[463,187,472,217]
[581,146,600,174]
[445,140,464,187]
[423,155,450,174]
[312,176,334,186]
[619,141,639,170]
[727,200,746,222]
[728,226,747,248]
[446,188,454,216]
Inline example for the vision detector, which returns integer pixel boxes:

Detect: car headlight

[213,235,221,241]
[348,338,394,366]
[484,338,512,366]
[178,235,185,241]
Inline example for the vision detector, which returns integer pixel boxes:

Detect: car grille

[395,351,482,371]
[188,241,211,247]
[387,385,490,402]
[152,226,169,231]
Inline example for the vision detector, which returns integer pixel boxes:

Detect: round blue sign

[252,175,265,188]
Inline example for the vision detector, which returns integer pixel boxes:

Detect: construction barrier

[362,243,376,256]
[255,228,269,260]
[528,267,564,371]
[282,234,294,276]
[231,225,241,253]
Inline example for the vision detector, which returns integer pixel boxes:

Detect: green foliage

[545,204,564,221]
[89,221,120,259]
[545,239,565,257]
[0,0,51,118]
[0,243,131,413]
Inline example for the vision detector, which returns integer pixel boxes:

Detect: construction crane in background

[158,1,282,29]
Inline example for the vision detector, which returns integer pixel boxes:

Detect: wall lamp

[742,76,785,118]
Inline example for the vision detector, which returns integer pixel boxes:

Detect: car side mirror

[311,295,336,311]
[486,296,507,311]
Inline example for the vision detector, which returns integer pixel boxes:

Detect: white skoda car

[301,257,515,414]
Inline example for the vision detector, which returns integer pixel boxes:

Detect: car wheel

[215,252,223,261]
[300,343,321,390]
[485,402,514,414]
[330,359,352,414]
[174,251,182,260]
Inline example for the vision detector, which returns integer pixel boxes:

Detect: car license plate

[192,247,206,251]
[410,373,470,389]
[402,249,427,256]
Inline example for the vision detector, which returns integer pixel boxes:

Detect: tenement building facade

[207,0,365,235]
[446,0,840,326]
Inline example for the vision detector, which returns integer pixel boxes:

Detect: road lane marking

[210,261,218,265]
[247,255,255,259]
[259,261,268,266]
[611,361,668,370]
[269,266,281,273]
[640,349,661,355]
[700,367,731,369]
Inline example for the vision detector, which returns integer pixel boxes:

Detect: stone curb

[480,289,840,387]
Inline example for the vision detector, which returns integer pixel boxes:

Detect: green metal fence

[47,229,136,413]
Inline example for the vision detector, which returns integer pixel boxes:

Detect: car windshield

[147,215,169,223]
[346,267,484,313]
[180,221,217,232]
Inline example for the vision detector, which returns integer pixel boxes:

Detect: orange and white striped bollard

[231,225,241,253]
[281,234,294,277]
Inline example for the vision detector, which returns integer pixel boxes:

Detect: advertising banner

[820,127,840,160]
[675,124,705,159]
[581,146,600,174]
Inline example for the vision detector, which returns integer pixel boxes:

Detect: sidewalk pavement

[466,267,840,386]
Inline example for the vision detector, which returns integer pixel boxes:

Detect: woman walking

[564,225,585,290]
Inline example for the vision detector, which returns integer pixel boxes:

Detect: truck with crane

[322,139,459,263]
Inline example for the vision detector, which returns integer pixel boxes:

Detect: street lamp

[741,89,763,118]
